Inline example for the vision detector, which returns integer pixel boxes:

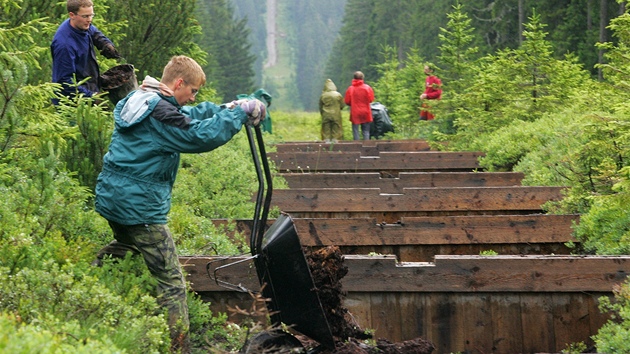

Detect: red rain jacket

[344,79,375,124]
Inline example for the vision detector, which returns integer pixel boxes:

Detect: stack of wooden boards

[183,139,630,353]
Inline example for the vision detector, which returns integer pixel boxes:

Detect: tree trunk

[518,0,524,45]
[587,0,592,30]
[598,0,608,81]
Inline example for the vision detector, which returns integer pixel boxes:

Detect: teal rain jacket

[95,84,248,225]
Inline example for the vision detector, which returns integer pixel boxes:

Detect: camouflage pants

[96,221,189,350]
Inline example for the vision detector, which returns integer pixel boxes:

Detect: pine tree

[196,0,255,103]
[435,3,480,135]
[438,3,479,89]
[325,0,375,90]
[290,0,346,111]
[230,0,267,87]
[446,12,590,151]
[103,0,202,78]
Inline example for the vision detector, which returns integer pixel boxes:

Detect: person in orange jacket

[419,64,442,120]
[344,71,375,140]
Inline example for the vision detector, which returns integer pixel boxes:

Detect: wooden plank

[551,294,594,352]
[425,293,456,353]
[269,151,483,172]
[295,214,576,245]
[213,216,577,261]
[448,294,468,352]
[399,292,426,342]
[491,294,524,353]
[370,293,403,342]
[271,187,566,214]
[214,215,578,246]
[195,291,267,324]
[182,256,260,292]
[274,139,432,154]
[337,243,576,262]
[183,255,630,293]
[279,171,525,191]
[462,294,493,353]
[587,293,611,350]
[342,293,373,336]
[520,293,556,353]
[271,151,363,173]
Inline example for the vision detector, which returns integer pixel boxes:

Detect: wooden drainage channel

[184,140,630,354]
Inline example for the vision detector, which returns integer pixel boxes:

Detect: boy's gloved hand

[225,99,249,109]
[240,99,266,126]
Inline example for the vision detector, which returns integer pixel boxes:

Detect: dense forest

[2,0,630,352]
[326,0,627,86]
[232,0,346,111]
[230,0,626,111]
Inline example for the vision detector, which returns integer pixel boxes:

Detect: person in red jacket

[419,65,442,120]
[344,71,375,140]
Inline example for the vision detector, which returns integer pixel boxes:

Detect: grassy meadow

[265,109,354,144]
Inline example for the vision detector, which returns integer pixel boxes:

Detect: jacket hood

[114,76,178,131]
[351,79,365,86]
[323,79,337,92]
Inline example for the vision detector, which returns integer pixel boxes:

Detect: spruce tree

[325,0,375,90]
[436,3,480,136]
[438,3,479,90]
[103,0,202,78]
[196,0,255,103]
[446,12,590,152]
[290,0,346,111]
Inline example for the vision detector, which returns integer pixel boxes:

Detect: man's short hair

[161,55,207,87]
[67,0,94,13]
[353,71,364,80]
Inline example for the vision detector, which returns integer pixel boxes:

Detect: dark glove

[101,43,121,59]
[240,99,266,126]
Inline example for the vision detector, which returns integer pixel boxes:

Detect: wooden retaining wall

[279,171,525,191]
[269,151,483,173]
[184,255,630,353]
[188,140,628,353]
[274,139,432,154]
[269,186,565,221]
[212,214,578,262]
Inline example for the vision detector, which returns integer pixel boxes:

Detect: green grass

[265,109,353,143]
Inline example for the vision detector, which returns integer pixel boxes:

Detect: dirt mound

[305,246,434,354]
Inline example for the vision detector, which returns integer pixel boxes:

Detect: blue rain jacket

[51,19,113,98]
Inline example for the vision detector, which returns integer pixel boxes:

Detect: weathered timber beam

[182,255,630,293]
[271,186,565,212]
[274,140,432,154]
[279,172,524,191]
[212,214,578,246]
[269,151,483,172]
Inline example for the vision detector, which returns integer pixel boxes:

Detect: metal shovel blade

[255,213,336,350]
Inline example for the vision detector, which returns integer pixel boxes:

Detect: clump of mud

[304,246,434,354]
[100,64,138,104]
[100,64,136,90]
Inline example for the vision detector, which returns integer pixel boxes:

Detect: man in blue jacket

[51,0,120,102]
[94,55,265,353]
